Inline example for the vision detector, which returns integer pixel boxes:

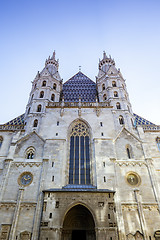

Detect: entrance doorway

[62,204,96,240]
[72,230,86,240]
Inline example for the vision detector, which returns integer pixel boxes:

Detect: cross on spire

[79,66,82,71]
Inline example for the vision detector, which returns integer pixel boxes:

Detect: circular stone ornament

[126,172,141,186]
[18,172,33,187]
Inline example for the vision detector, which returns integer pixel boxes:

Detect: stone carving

[127,233,135,240]
[14,162,42,167]
[116,161,146,167]
[0,225,11,240]
[98,202,104,207]
[20,231,32,240]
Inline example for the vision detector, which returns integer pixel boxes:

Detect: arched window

[156,137,160,151]
[154,230,160,240]
[126,145,132,159]
[51,94,55,101]
[116,102,121,109]
[53,83,57,90]
[114,91,118,97]
[0,136,3,148]
[102,84,105,91]
[37,104,42,112]
[39,91,44,98]
[69,121,91,185]
[103,94,107,101]
[112,81,116,87]
[42,81,46,87]
[33,119,38,127]
[119,115,124,125]
[26,147,35,159]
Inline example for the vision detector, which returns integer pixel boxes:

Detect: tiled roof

[134,113,155,126]
[62,72,97,102]
[4,114,25,126]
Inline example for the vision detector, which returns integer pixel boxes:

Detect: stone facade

[0,51,160,240]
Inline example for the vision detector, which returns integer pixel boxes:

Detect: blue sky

[0,0,160,124]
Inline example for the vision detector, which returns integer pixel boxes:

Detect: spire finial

[103,51,107,59]
[79,66,82,71]
[52,50,56,60]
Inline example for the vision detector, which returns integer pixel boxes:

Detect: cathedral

[0,51,160,240]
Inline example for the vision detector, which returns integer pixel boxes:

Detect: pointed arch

[61,203,97,239]
[51,93,55,101]
[112,81,116,87]
[114,91,118,97]
[119,115,124,125]
[68,120,91,185]
[37,104,42,112]
[42,80,46,87]
[33,119,38,127]
[39,91,44,98]
[116,102,121,109]
[53,83,57,90]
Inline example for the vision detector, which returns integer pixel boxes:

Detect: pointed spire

[51,50,56,60]
[103,51,107,59]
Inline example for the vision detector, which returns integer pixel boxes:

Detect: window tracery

[69,121,91,185]
[25,147,35,159]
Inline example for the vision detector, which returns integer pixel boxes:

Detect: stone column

[113,160,126,240]
[0,159,13,201]
[146,158,160,214]
[9,188,24,240]
[134,189,149,240]
[31,159,49,240]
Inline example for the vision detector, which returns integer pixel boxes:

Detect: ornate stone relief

[116,161,146,167]
[20,231,32,240]
[0,224,11,240]
[13,162,42,168]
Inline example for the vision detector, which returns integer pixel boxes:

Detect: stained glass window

[69,121,91,185]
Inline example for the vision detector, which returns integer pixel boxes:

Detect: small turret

[24,51,62,133]
[45,51,59,70]
[96,52,134,130]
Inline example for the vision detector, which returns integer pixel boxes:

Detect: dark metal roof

[62,72,97,102]
[43,184,115,193]
[133,113,155,126]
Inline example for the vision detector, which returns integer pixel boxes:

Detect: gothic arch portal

[61,204,96,240]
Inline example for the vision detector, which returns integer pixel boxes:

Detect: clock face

[18,172,33,186]
[126,172,140,186]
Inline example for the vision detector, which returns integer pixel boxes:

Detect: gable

[14,132,45,158]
